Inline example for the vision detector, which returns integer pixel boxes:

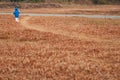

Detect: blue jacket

[13,7,20,18]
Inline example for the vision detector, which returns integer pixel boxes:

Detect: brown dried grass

[1,5,120,15]
[0,15,120,80]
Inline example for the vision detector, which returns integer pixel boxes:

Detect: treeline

[0,0,120,4]
[92,0,120,4]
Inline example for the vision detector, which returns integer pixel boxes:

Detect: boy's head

[14,6,19,11]
[15,6,18,9]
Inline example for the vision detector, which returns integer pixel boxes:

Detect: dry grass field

[1,5,120,15]
[0,15,120,80]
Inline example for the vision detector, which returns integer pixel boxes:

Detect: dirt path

[1,12,120,19]
[20,16,120,43]
[20,16,102,41]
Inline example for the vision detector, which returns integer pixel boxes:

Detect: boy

[13,7,20,22]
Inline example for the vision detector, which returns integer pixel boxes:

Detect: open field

[0,3,120,15]
[0,15,120,80]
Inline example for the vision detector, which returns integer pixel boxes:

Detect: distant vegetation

[92,0,120,4]
[0,0,120,4]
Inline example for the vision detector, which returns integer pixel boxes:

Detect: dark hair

[15,6,18,8]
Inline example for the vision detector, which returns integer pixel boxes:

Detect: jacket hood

[14,7,19,11]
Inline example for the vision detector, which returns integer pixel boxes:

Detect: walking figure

[13,7,20,22]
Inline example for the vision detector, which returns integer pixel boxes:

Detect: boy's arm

[18,10,20,14]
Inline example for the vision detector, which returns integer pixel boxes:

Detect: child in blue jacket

[13,7,20,22]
